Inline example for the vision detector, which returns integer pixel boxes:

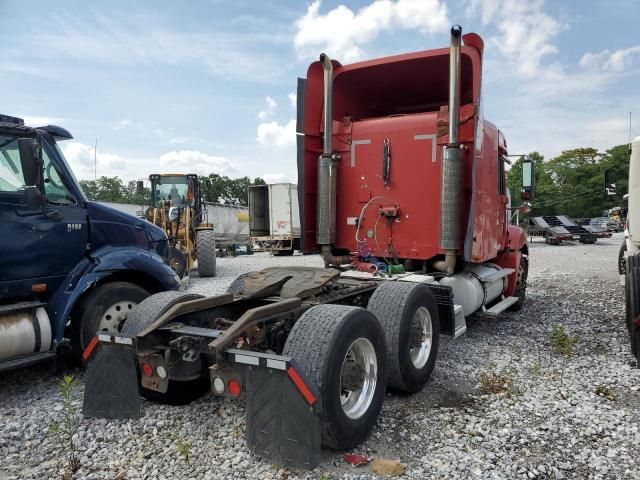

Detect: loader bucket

[82,335,141,419]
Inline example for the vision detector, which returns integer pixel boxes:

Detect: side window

[0,137,25,192]
[42,145,75,205]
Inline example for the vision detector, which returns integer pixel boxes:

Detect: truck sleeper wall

[300,34,510,266]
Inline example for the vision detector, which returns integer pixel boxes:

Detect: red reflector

[287,366,316,406]
[82,336,99,362]
[141,363,154,377]
[228,379,242,397]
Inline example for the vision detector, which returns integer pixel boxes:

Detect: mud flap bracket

[82,334,141,419]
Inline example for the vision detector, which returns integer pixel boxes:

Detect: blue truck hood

[86,202,169,260]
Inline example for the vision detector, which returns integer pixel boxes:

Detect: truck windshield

[154,176,194,206]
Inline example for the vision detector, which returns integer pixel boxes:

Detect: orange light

[31,283,47,293]
[227,379,242,397]
[142,363,154,377]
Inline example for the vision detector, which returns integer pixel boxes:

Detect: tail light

[141,363,154,377]
[227,379,242,397]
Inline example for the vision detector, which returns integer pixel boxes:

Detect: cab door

[0,135,87,297]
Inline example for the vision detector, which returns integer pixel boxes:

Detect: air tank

[0,307,52,360]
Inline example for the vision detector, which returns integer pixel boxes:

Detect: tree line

[79,174,266,206]
[506,144,630,219]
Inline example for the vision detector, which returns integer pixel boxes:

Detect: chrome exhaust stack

[439,25,464,275]
[316,53,349,265]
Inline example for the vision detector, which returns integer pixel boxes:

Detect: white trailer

[249,183,301,255]
[624,136,640,362]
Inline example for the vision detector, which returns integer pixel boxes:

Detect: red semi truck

[83,26,534,469]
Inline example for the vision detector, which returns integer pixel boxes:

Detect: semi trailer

[624,136,640,362]
[83,26,534,469]
[249,183,301,255]
[0,115,179,372]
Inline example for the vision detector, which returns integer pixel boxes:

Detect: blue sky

[1,0,639,183]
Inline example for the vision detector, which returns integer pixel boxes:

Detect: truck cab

[0,115,180,371]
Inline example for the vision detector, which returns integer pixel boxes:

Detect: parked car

[590,217,622,233]
[584,224,613,238]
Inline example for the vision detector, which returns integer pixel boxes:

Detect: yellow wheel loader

[144,174,216,278]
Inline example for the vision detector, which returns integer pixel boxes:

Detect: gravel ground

[1,234,639,480]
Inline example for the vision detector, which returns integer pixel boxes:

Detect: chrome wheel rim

[340,337,378,420]
[409,306,433,369]
[98,301,138,333]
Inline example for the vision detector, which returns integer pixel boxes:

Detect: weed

[594,385,616,401]
[529,361,542,375]
[48,375,80,478]
[549,324,578,356]
[176,441,193,463]
[479,371,516,396]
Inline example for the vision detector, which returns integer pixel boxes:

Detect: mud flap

[82,336,141,419]
[244,358,321,470]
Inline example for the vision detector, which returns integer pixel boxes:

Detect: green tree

[507,144,631,221]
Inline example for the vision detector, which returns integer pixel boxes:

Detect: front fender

[507,225,528,251]
[496,226,529,297]
[48,246,180,343]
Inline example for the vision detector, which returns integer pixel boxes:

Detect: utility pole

[94,138,98,180]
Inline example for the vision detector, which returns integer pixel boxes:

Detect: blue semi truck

[0,114,179,372]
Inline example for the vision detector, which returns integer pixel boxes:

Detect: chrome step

[480,268,515,283]
[484,296,519,317]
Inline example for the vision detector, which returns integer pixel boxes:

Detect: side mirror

[136,180,144,194]
[18,138,43,187]
[604,169,616,196]
[521,158,535,201]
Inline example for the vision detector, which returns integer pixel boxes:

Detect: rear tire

[123,291,210,404]
[71,281,149,358]
[196,230,217,277]
[625,255,640,360]
[367,282,439,392]
[283,304,387,450]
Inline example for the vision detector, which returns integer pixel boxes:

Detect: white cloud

[580,45,640,72]
[21,116,64,126]
[257,119,296,147]
[467,0,566,79]
[159,150,234,176]
[62,142,127,179]
[288,92,297,109]
[294,0,449,61]
[257,96,278,120]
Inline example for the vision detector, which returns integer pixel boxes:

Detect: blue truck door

[0,136,87,295]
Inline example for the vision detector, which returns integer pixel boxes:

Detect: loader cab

[150,174,201,209]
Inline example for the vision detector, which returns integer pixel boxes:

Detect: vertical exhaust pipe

[316,53,348,265]
[439,25,463,275]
